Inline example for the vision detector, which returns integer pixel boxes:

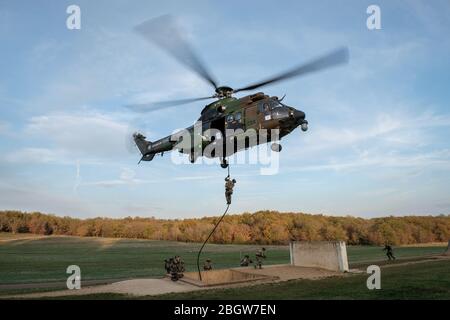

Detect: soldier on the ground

[170,255,185,281]
[383,245,396,261]
[255,247,266,269]
[240,255,253,267]
[164,258,172,274]
[203,259,213,271]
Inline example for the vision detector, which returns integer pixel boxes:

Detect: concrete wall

[182,269,272,287]
[290,241,349,272]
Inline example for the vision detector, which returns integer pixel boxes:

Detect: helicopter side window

[258,103,263,113]
[226,114,234,123]
[258,102,271,113]
[235,112,242,123]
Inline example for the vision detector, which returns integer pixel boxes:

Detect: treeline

[0,210,449,245]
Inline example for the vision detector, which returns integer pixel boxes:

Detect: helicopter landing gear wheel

[220,158,229,169]
[271,143,282,152]
[301,121,309,132]
[189,152,196,164]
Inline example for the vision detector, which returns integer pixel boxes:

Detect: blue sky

[1,0,449,219]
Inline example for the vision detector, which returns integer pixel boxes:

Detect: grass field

[0,233,448,298]
[57,259,449,300]
[0,234,290,285]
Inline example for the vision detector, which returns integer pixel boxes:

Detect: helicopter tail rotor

[133,132,156,162]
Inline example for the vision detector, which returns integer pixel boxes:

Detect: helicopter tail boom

[133,132,156,162]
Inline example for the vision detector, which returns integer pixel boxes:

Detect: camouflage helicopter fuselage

[130,17,348,167]
[133,92,307,167]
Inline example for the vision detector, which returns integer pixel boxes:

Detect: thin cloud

[285,149,450,173]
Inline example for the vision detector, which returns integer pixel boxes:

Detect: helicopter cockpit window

[258,102,272,113]
[235,112,242,122]
[270,99,283,109]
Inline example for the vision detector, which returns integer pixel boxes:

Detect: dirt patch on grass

[4,278,201,299]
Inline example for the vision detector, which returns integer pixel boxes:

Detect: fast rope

[196,161,232,281]
[196,203,230,281]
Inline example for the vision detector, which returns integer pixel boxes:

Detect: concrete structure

[181,269,275,287]
[290,241,349,272]
[180,264,339,287]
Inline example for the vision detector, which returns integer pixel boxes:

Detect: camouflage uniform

[170,256,185,281]
[240,255,253,267]
[255,248,266,269]
[203,259,213,271]
[164,258,172,274]
[383,245,396,261]
[225,177,236,205]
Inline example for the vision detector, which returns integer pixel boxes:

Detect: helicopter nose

[293,109,305,122]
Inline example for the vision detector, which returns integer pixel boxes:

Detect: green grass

[51,260,449,300]
[346,245,446,264]
[0,233,447,297]
[0,234,289,285]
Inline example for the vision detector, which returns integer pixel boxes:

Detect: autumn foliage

[0,210,448,245]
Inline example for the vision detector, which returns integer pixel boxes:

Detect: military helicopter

[129,16,349,169]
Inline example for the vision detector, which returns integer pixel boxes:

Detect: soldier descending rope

[224,176,236,205]
[196,166,237,281]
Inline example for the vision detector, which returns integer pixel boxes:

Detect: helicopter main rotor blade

[126,96,215,113]
[233,47,349,93]
[135,15,219,90]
